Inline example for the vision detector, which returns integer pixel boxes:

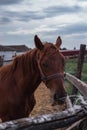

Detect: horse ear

[55,36,62,49]
[34,35,44,50]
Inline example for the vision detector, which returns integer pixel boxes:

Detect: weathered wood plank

[0,106,85,130]
[66,73,87,98]
[0,56,3,67]
[72,44,86,95]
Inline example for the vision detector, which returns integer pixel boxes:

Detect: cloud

[59,23,87,35]
[17,11,46,22]
[0,0,87,49]
[43,5,81,17]
[0,17,11,24]
[39,23,87,49]
[78,0,87,1]
[0,5,81,25]
[0,10,46,24]
[0,0,23,6]
[43,23,87,37]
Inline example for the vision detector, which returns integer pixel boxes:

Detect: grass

[65,58,87,95]
[65,58,87,83]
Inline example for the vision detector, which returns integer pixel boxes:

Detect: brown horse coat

[0,48,41,121]
[0,35,66,122]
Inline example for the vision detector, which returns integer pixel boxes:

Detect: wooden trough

[0,73,87,130]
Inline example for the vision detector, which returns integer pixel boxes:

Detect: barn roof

[5,45,30,52]
[0,45,15,51]
[0,45,30,52]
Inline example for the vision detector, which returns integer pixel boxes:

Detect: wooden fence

[66,73,87,98]
[0,73,87,130]
[0,56,3,67]
[0,105,86,130]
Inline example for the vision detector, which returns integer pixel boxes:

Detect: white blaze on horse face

[51,89,55,98]
[49,88,56,105]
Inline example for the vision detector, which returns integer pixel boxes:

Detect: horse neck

[16,49,41,94]
[27,49,42,93]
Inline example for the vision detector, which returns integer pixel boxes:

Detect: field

[30,58,87,118]
[65,58,87,83]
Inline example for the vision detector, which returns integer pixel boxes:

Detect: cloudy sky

[0,0,87,49]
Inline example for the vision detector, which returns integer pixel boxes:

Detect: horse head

[34,35,67,105]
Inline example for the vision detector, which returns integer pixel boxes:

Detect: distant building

[5,45,30,55]
[0,45,16,61]
[0,45,30,65]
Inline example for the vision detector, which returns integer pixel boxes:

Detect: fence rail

[66,73,87,98]
[61,48,87,57]
[0,73,87,130]
[0,105,86,130]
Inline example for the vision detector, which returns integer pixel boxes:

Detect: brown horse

[0,35,67,122]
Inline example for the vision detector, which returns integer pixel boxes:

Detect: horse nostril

[54,94,59,101]
[54,94,66,104]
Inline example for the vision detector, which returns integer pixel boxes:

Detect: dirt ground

[30,82,66,130]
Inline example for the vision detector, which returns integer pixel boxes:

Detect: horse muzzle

[53,94,67,105]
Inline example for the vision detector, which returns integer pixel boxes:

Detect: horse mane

[0,49,38,80]
[12,48,38,73]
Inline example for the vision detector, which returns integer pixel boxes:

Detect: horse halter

[36,51,65,84]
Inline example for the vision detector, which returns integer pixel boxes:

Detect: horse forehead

[40,45,60,61]
[44,42,55,48]
[38,43,60,59]
[43,43,57,52]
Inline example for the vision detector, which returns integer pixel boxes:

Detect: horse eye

[62,58,65,67]
[42,63,48,68]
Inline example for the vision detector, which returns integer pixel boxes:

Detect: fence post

[71,44,86,97]
[0,56,3,67]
